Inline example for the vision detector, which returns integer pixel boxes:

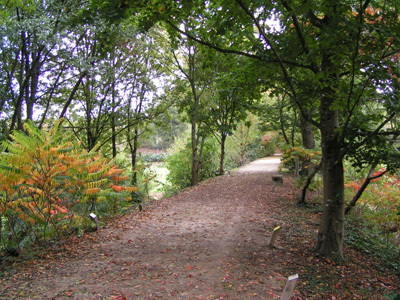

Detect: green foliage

[345,169,400,272]
[164,134,190,192]
[0,121,137,253]
[165,135,219,193]
[142,153,166,163]
[345,213,400,273]
[280,145,321,173]
[345,169,400,234]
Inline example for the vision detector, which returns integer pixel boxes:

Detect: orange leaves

[111,184,125,192]
[85,188,100,195]
[106,166,124,176]
[112,175,128,182]
[125,186,138,193]
[0,121,140,248]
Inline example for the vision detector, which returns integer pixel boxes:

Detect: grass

[148,162,169,196]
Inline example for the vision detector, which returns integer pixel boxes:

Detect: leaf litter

[0,157,399,299]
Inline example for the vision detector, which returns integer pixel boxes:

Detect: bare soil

[1,157,399,300]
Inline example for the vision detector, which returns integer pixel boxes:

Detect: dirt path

[2,157,399,299]
[2,157,292,300]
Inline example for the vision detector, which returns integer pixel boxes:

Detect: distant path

[237,156,281,173]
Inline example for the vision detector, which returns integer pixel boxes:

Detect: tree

[206,55,262,175]
[171,35,215,186]
[86,0,400,259]
[0,0,89,134]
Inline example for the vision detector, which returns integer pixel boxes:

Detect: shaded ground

[1,157,399,299]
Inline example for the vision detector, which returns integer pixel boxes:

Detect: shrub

[344,168,400,273]
[280,145,322,173]
[165,135,219,192]
[0,121,137,252]
[142,153,166,163]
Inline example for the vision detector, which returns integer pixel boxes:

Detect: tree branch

[344,163,387,215]
[281,0,311,55]
[362,0,372,11]
[165,20,315,71]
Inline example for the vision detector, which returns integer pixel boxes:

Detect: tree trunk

[219,134,227,175]
[300,113,315,176]
[317,150,344,259]
[298,161,321,204]
[128,127,139,186]
[26,50,42,121]
[316,77,344,259]
[59,72,87,119]
[111,83,117,158]
[190,85,200,186]
[191,119,199,186]
[279,93,291,145]
[300,114,315,150]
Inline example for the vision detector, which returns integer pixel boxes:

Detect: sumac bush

[0,121,137,252]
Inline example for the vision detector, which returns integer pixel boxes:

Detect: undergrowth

[345,211,400,274]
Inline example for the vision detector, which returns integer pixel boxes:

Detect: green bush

[260,135,276,157]
[142,153,166,163]
[345,210,400,273]
[165,135,219,192]
[344,168,400,273]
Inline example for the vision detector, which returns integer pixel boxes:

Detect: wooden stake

[281,274,299,300]
[89,213,100,231]
[272,174,283,191]
[268,226,281,248]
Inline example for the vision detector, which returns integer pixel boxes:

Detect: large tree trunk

[316,75,344,259]
[317,148,344,259]
[300,114,315,150]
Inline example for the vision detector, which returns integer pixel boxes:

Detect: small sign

[281,274,299,300]
[89,213,100,230]
[268,226,281,248]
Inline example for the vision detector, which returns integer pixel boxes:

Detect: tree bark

[191,117,199,186]
[132,128,139,186]
[189,71,200,186]
[300,114,315,150]
[219,134,227,175]
[316,150,344,260]
[298,161,321,204]
[111,82,117,158]
[58,72,87,119]
[300,112,315,176]
[316,72,345,259]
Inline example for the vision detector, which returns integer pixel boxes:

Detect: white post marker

[89,213,100,231]
[268,225,281,248]
[281,274,299,300]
